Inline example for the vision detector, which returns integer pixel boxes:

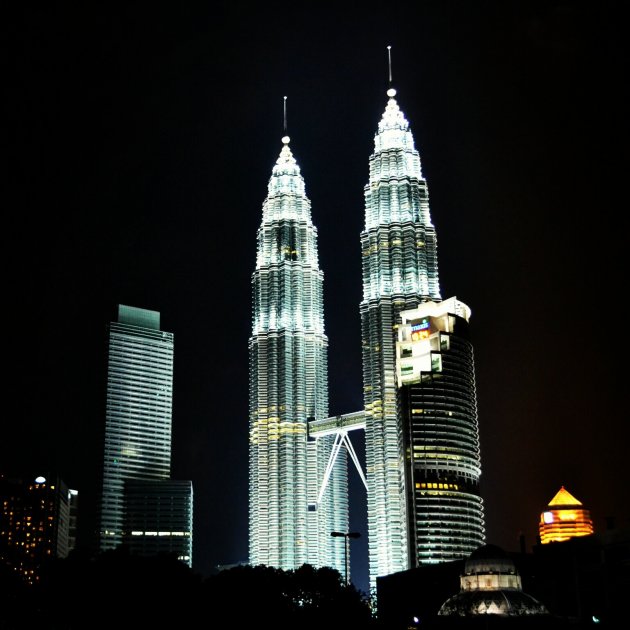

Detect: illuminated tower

[539,486,594,544]
[99,305,175,551]
[249,133,347,571]
[360,84,441,586]
[397,298,485,566]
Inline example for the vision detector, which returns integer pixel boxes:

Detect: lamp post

[331,531,360,586]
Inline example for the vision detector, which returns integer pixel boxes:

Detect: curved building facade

[249,136,347,572]
[397,298,485,565]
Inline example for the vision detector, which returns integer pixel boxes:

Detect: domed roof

[439,544,549,617]
[464,544,517,575]
[439,590,548,617]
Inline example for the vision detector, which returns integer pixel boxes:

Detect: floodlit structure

[98,305,192,565]
[539,486,594,544]
[249,66,486,586]
[360,85,443,586]
[397,298,485,566]
[249,134,347,572]
[439,545,548,617]
[99,305,174,551]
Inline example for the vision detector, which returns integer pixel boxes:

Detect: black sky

[5,2,626,594]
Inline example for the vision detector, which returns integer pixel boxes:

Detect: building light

[539,487,593,544]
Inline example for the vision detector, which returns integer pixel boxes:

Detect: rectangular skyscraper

[99,305,175,552]
[125,479,193,565]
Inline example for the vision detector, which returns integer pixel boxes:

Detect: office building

[397,298,485,566]
[98,305,192,565]
[359,74,490,586]
[360,85,444,586]
[0,474,74,584]
[125,479,192,566]
[249,135,347,571]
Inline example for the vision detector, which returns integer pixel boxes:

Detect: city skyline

[6,3,625,594]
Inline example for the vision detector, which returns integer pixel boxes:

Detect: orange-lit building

[0,474,76,584]
[539,486,593,544]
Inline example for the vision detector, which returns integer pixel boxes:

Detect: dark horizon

[5,2,626,594]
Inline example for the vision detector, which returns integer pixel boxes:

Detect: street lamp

[331,531,360,586]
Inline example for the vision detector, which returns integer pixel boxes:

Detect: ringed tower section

[249,126,346,570]
[361,82,441,587]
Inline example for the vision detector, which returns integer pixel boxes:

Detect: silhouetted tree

[7,553,372,629]
[207,563,373,629]
[36,547,202,629]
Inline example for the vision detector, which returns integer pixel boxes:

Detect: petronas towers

[249,135,347,572]
[249,74,485,587]
[361,88,442,580]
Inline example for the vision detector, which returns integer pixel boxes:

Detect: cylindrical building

[397,297,485,566]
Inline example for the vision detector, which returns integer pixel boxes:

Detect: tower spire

[386,45,396,98]
[282,96,290,144]
[250,97,347,574]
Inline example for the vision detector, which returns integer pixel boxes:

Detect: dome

[438,544,549,617]
[464,544,517,575]
[439,590,548,617]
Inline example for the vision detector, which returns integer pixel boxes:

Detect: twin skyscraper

[249,82,485,589]
[94,70,484,587]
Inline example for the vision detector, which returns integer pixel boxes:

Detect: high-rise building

[99,305,174,550]
[396,298,485,566]
[67,488,79,552]
[125,480,193,565]
[360,86,442,586]
[0,474,74,584]
[249,135,347,572]
[539,486,594,544]
[360,85,485,587]
[98,305,192,565]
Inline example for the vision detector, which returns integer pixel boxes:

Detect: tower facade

[99,305,174,551]
[397,298,485,566]
[249,136,347,572]
[125,479,193,564]
[360,88,441,586]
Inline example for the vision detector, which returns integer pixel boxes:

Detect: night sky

[6,2,626,594]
